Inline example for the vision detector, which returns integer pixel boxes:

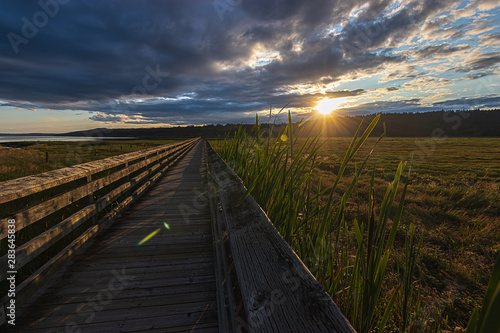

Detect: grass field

[0,139,179,181]
[313,137,500,329]
[213,133,499,332]
[1,136,498,331]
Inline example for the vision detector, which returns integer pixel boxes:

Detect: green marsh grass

[215,113,500,332]
[0,139,178,181]
[2,133,498,331]
[216,112,421,332]
[0,139,181,300]
[466,252,500,333]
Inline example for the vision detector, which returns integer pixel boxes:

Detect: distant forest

[62,109,500,139]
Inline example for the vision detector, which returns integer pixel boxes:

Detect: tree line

[61,109,500,139]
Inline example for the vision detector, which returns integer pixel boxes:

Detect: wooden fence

[0,138,355,331]
[0,138,199,325]
[205,142,355,332]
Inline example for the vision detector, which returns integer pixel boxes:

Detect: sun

[315,97,349,115]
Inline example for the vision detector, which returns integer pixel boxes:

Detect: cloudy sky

[1,0,499,133]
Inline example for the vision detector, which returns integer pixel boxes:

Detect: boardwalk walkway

[13,141,218,332]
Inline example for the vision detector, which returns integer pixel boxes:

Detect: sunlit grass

[215,111,422,332]
[0,139,179,181]
[214,113,500,332]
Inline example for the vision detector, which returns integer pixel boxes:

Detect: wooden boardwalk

[12,141,218,332]
[2,139,355,332]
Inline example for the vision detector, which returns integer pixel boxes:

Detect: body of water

[0,136,132,143]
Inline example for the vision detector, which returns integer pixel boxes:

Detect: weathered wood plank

[0,205,96,281]
[208,156,238,332]
[73,249,215,264]
[14,309,218,333]
[206,142,356,332]
[23,290,216,311]
[21,300,217,329]
[30,282,217,306]
[0,140,200,323]
[6,140,218,332]
[0,144,195,277]
[40,274,215,297]
[0,138,198,240]
[0,225,212,282]
[0,138,197,205]
[56,261,216,279]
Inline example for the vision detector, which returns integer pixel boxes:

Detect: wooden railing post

[0,138,201,326]
[205,141,355,332]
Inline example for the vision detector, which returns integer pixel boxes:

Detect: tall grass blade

[474,252,500,333]
[216,105,415,331]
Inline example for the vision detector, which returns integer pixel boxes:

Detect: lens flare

[137,228,161,246]
[316,97,349,115]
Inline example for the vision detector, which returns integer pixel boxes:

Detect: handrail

[0,139,197,205]
[0,138,200,325]
[205,141,355,332]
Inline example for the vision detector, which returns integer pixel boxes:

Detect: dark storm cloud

[455,53,500,73]
[0,0,498,125]
[385,71,426,81]
[453,52,500,82]
[384,86,399,91]
[412,43,470,59]
[0,2,386,104]
[89,113,133,124]
[326,89,366,98]
[465,71,494,80]
[432,95,500,109]
[0,1,220,103]
[337,95,500,115]
[421,16,453,33]
[337,98,424,115]
[479,33,500,43]
[338,0,462,54]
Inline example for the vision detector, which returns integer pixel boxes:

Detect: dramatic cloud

[0,0,499,129]
[337,95,500,114]
[456,53,500,72]
[412,43,470,59]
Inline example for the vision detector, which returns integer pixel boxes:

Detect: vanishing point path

[13,141,218,332]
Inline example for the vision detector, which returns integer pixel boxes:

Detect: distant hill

[0,133,56,136]
[60,125,240,139]
[60,109,500,139]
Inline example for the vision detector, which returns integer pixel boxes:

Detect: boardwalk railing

[205,142,355,332]
[0,138,199,325]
